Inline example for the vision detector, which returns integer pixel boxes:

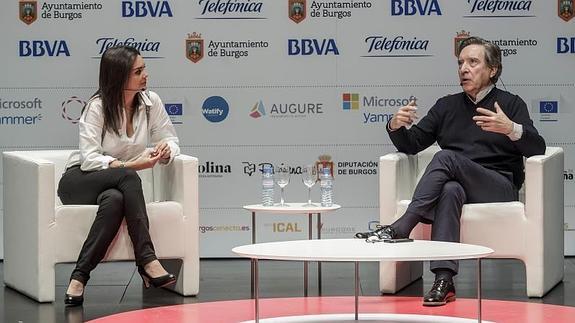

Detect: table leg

[251,211,256,299]
[303,213,312,297]
[317,213,322,296]
[477,258,482,323]
[254,258,259,323]
[355,261,359,321]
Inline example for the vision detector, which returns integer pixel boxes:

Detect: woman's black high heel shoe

[65,292,84,306]
[138,266,176,288]
[64,283,84,306]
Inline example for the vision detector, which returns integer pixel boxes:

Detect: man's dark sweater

[388,87,546,189]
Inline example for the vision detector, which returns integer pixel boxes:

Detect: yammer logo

[202,96,229,123]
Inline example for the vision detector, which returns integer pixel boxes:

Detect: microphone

[123,87,146,92]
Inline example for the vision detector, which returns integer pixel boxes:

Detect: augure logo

[289,0,306,23]
[249,100,266,118]
[19,40,70,57]
[390,0,442,16]
[186,32,204,63]
[121,1,173,17]
[61,96,86,124]
[19,0,37,25]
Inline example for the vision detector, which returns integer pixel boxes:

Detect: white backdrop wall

[1,0,574,258]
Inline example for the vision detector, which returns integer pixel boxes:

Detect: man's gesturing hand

[473,101,513,135]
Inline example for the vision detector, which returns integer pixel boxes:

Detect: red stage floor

[87,296,575,323]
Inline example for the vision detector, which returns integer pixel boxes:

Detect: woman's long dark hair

[91,45,141,137]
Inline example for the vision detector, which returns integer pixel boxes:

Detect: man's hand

[472,101,513,135]
[389,100,418,131]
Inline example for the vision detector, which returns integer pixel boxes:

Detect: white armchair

[379,146,564,297]
[2,150,199,302]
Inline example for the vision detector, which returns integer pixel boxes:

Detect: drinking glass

[301,165,317,207]
[275,164,291,207]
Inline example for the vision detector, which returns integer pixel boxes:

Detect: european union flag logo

[165,104,183,116]
[539,101,558,113]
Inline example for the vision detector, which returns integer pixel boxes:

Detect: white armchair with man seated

[2,150,199,302]
[379,146,564,298]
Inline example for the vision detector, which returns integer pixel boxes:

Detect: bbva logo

[121,1,173,17]
[557,37,575,54]
[288,38,340,55]
[391,0,442,16]
[19,40,70,57]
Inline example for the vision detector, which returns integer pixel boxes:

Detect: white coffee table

[243,203,341,297]
[232,239,493,323]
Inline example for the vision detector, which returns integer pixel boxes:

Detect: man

[358,36,546,306]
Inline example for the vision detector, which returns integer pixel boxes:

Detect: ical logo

[19,0,37,25]
[61,96,86,124]
[202,96,229,123]
[186,32,203,63]
[289,0,306,23]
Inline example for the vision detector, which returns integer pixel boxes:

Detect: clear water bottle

[320,167,333,207]
[261,165,274,206]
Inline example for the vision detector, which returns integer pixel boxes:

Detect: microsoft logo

[342,93,360,110]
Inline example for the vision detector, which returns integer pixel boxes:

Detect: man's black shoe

[422,279,456,306]
[354,225,397,242]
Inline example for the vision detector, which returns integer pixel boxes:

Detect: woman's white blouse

[65,91,180,171]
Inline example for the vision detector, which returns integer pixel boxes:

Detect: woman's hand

[133,148,162,170]
[153,142,171,164]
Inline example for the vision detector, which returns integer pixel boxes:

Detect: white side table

[233,239,494,323]
[243,203,341,297]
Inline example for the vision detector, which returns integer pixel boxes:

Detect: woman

[58,45,180,306]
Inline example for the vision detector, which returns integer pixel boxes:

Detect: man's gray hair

[458,36,502,84]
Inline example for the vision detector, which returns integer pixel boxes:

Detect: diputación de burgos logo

[186,32,269,62]
[195,0,265,19]
[19,0,104,25]
[336,161,378,176]
[61,96,86,124]
[463,0,534,17]
[0,97,43,126]
[201,96,229,122]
